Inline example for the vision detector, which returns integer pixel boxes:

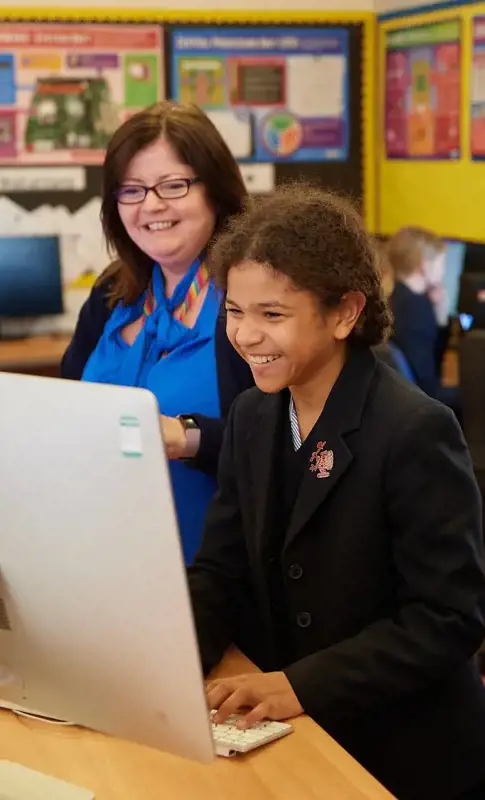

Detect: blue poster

[171,27,349,163]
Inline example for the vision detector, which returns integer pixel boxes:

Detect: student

[189,185,485,800]
[373,241,416,380]
[387,227,458,412]
[61,101,253,564]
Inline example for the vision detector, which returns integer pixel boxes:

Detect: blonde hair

[386,227,444,280]
[406,226,445,255]
[375,240,394,298]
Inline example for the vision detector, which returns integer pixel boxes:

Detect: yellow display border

[0,9,373,23]
[377,3,484,240]
[0,8,376,231]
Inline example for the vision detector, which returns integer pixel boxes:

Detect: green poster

[124,54,160,108]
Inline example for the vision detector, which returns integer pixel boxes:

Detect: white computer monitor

[0,371,214,763]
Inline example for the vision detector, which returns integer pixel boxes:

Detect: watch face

[181,416,198,430]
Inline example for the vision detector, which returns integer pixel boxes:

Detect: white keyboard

[211,713,293,757]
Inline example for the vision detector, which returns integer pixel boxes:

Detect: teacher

[62,101,253,563]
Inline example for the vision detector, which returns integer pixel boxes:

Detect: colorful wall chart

[385,20,461,159]
[171,27,349,162]
[0,24,163,166]
[471,16,485,159]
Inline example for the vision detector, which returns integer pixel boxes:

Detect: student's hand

[160,415,186,460]
[207,672,303,728]
[428,283,445,307]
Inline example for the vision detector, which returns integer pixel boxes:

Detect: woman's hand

[207,672,304,729]
[160,415,187,460]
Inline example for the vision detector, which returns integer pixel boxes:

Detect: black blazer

[390,281,440,398]
[61,283,254,475]
[189,347,485,800]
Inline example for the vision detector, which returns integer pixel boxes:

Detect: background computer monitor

[0,235,64,318]
[463,241,485,275]
[458,272,485,330]
[456,241,485,330]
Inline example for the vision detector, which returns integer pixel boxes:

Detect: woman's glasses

[115,177,201,205]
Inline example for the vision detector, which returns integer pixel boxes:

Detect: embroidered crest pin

[309,441,334,479]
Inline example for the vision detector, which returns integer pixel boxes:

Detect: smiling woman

[61,101,253,564]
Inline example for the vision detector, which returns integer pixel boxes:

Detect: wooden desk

[0,335,459,388]
[0,335,70,377]
[442,348,459,387]
[0,649,394,799]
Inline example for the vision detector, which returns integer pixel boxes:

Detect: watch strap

[177,415,201,459]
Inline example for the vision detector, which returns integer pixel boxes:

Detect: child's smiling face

[225,260,362,394]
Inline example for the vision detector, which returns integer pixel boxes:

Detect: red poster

[385,49,409,157]
[385,21,461,160]
[471,17,485,159]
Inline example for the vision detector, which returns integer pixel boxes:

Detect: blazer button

[288,563,303,580]
[296,612,312,628]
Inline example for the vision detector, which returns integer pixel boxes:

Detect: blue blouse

[82,260,221,564]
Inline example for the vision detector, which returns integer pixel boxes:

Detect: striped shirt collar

[289,395,302,451]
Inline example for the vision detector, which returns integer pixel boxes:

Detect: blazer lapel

[285,347,377,549]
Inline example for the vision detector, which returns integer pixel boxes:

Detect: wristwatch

[178,415,201,459]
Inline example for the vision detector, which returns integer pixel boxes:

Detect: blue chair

[387,342,416,382]
[374,342,416,383]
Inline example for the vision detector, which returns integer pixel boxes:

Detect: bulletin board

[170,26,349,163]
[377,2,485,242]
[0,23,164,166]
[163,18,372,226]
[384,20,461,160]
[0,9,376,226]
[0,9,375,337]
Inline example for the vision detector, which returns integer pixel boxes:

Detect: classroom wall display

[0,23,164,166]
[377,3,485,243]
[0,12,369,336]
[384,19,461,159]
[170,26,349,162]
[0,9,373,339]
[471,16,485,159]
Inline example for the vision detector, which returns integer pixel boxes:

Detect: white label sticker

[0,166,86,193]
[119,416,142,458]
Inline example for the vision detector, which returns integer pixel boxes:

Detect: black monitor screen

[463,242,485,274]
[0,236,64,317]
[458,272,485,330]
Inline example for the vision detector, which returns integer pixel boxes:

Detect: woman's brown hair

[210,183,393,347]
[99,101,248,305]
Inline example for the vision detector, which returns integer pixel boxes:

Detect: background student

[386,226,459,413]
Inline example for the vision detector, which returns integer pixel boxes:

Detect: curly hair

[210,183,393,346]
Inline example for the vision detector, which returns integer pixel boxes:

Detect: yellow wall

[377,3,485,242]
